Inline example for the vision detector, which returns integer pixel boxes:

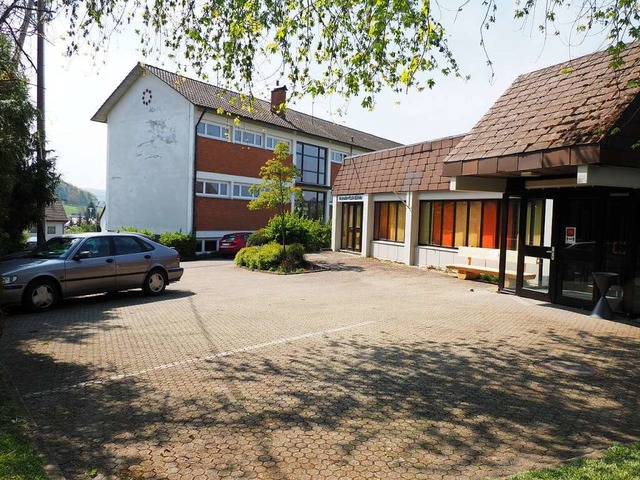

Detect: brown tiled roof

[92,64,402,152]
[445,42,640,166]
[45,199,68,222]
[333,135,464,195]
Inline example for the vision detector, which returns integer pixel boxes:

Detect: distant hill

[56,180,98,210]
[84,188,106,204]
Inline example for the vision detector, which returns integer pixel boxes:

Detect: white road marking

[23,321,376,398]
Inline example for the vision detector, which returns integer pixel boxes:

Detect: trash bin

[590,272,619,320]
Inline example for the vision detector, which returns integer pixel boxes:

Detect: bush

[117,226,155,238]
[158,231,196,259]
[247,228,270,247]
[263,213,331,252]
[235,242,306,272]
[66,223,99,233]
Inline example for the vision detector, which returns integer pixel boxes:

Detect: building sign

[337,194,364,202]
[565,227,576,245]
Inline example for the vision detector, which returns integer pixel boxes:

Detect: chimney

[271,85,287,116]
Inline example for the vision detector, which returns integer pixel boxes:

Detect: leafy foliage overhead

[46,1,640,108]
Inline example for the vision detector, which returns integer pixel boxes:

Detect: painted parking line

[23,320,376,398]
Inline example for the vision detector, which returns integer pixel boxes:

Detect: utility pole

[35,0,46,244]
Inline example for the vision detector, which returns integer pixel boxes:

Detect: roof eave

[90,63,146,123]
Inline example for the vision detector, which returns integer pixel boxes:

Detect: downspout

[192,108,208,236]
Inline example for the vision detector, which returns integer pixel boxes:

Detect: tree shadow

[1,302,639,478]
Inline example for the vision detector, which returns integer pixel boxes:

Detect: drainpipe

[192,108,208,237]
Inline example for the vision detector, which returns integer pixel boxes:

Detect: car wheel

[24,278,59,313]
[143,269,167,296]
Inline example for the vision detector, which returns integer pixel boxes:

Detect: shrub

[158,231,196,259]
[247,228,270,247]
[66,223,99,234]
[118,226,155,238]
[303,218,331,252]
[265,213,309,248]
[263,213,331,252]
[235,242,306,272]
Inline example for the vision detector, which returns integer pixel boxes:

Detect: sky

[33,2,608,191]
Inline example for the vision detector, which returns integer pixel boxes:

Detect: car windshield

[29,237,82,259]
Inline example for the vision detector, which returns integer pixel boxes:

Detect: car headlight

[1,276,18,285]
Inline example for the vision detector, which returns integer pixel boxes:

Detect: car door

[63,236,116,296]
[113,236,153,289]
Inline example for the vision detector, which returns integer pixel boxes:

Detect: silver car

[0,233,184,312]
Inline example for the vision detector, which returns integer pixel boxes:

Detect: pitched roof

[45,199,68,222]
[92,63,402,152]
[445,42,640,166]
[333,135,464,195]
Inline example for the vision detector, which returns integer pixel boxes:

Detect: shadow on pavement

[0,299,639,478]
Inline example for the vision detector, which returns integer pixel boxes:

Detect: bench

[446,246,536,281]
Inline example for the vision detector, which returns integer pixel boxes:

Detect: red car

[218,232,252,256]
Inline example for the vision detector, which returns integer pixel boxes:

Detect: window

[266,135,292,151]
[196,239,218,254]
[47,226,56,235]
[374,201,406,243]
[234,129,264,147]
[418,200,500,248]
[113,236,147,255]
[331,151,348,164]
[296,142,327,185]
[196,121,230,141]
[301,190,326,221]
[233,183,258,199]
[81,237,112,258]
[196,180,229,197]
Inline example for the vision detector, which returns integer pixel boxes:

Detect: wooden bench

[446,246,536,281]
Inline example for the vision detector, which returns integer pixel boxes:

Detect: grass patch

[0,380,47,479]
[512,443,640,479]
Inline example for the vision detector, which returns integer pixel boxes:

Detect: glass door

[516,197,556,301]
[340,202,363,252]
[555,195,600,309]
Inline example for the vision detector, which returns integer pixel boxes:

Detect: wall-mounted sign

[565,227,576,245]
[337,194,364,202]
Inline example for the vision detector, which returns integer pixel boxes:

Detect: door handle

[144,254,151,259]
[105,258,114,263]
[545,247,555,261]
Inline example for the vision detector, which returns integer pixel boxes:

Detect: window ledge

[372,240,405,246]
[416,245,458,253]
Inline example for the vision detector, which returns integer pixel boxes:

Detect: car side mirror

[75,251,91,260]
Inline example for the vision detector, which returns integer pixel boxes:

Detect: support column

[331,200,341,251]
[403,192,419,265]
[361,194,374,257]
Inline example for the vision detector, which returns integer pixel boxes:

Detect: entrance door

[516,197,556,301]
[556,192,631,311]
[341,202,363,252]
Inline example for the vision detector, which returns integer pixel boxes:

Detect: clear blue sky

[35,2,606,190]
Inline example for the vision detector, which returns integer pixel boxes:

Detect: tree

[248,142,302,254]
[0,33,58,255]
[2,2,639,110]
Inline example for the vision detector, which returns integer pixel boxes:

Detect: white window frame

[196,121,231,141]
[195,179,230,198]
[196,239,219,254]
[331,150,348,164]
[232,182,259,200]
[234,128,264,147]
[265,135,293,151]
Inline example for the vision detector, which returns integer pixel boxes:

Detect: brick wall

[195,197,283,232]
[196,137,292,176]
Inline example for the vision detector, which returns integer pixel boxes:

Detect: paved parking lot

[1,252,640,479]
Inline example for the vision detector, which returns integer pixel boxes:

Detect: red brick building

[92,64,401,252]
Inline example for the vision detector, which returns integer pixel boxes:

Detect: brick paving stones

[1,252,639,479]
